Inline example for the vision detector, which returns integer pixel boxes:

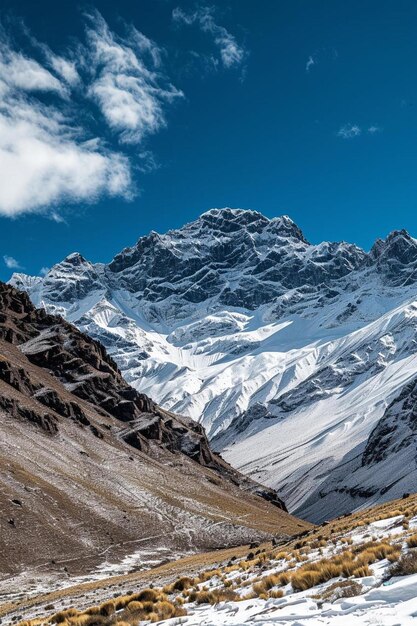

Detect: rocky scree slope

[10,208,417,522]
[0,281,306,580]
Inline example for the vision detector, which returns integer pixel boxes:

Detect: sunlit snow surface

[175,578,417,626]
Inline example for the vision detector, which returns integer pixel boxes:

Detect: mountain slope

[10,208,417,521]
[0,282,307,582]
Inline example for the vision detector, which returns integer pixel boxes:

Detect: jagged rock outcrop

[0,394,58,434]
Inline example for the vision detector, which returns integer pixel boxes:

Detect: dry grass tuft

[125,601,144,614]
[252,573,282,596]
[129,588,160,603]
[351,565,372,577]
[389,551,417,577]
[313,580,362,603]
[274,551,287,560]
[83,607,100,616]
[289,540,397,591]
[99,601,115,617]
[407,534,417,548]
[189,588,239,605]
[51,609,79,623]
[171,576,194,592]
[277,572,290,586]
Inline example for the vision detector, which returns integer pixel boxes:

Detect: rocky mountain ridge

[10,208,417,522]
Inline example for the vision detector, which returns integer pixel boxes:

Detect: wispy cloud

[305,55,316,72]
[0,37,65,95]
[20,23,81,87]
[305,48,338,73]
[39,266,49,276]
[85,10,183,144]
[3,255,22,269]
[337,123,382,139]
[38,45,80,87]
[337,124,362,139]
[0,12,182,218]
[172,6,247,70]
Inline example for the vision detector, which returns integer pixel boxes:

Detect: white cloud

[41,46,80,86]
[306,55,315,72]
[39,266,49,276]
[0,86,132,217]
[0,12,182,217]
[84,10,183,144]
[3,255,22,269]
[50,56,79,85]
[20,23,81,87]
[368,125,382,134]
[337,124,362,139]
[137,150,160,173]
[172,6,246,69]
[0,40,65,95]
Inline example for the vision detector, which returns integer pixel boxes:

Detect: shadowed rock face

[0,281,157,418]
[0,394,58,434]
[362,377,417,466]
[370,230,417,284]
[106,209,368,308]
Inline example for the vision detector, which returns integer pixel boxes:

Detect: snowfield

[177,578,417,626]
[10,208,417,520]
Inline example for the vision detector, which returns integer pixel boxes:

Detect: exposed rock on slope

[0,282,306,579]
[295,376,417,522]
[10,208,417,521]
[363,377,417,466]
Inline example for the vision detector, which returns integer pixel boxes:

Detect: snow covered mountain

[10,208,417,522]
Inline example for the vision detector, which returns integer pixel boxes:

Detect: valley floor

[4,494,417,626]
[0,544,267,623]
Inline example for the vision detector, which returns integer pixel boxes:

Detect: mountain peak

[200,207,263,217]
[198,207,267,227]
[370,229,417,264]
[269,214,309,243]
[61,252,88,266]
[192,208,307,242]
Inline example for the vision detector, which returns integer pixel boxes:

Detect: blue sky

[1,0,417,280]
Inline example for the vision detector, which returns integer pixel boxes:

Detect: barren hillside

[0,282,308,589]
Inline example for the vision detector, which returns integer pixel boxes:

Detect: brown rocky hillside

[0,282,309,583]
